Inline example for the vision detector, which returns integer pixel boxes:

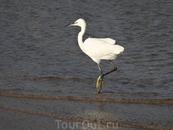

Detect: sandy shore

[1,107,146,130]
[1,92,173,130]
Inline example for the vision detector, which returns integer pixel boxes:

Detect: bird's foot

[96,75,104,93]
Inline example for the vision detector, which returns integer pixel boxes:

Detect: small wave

[33,76,93,81]
[0,92,173,104]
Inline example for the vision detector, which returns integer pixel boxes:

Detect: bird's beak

[63,23,74,28]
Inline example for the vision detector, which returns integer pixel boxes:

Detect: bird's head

[64,18,86,28]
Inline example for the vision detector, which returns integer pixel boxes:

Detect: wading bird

[65,18,124,93]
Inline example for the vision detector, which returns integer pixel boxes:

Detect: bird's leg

[102,60,117,77]
[97,64,104,76]
[96,64,104,93]
[96,62,117,93]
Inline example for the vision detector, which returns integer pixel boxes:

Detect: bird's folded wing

[88,38,116,45]
[84,38,124,58]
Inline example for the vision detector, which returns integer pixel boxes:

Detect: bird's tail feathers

[113,45,124,54]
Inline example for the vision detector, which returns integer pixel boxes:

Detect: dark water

[0,0,173,129]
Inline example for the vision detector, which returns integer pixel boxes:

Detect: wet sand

[1,92,173,130]
[0,108,145,130]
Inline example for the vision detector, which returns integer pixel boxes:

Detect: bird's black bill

[63,23,71,28]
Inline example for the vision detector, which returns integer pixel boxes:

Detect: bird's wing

[83,38,123,59]
[89,38,116,45]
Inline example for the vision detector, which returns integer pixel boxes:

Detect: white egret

[66,18,124,93]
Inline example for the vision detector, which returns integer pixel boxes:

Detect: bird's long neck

[78,24,86,52]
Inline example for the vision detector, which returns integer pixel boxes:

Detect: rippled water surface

[0,0,173,129]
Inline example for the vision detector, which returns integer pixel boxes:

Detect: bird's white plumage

[91,38,116,45]
[83,38,124,63]
[69,18,124,64]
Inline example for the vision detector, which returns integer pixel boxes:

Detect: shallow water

[0,0,173,129]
